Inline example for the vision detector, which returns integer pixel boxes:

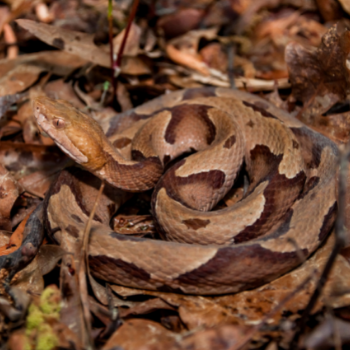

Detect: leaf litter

[0,1,350,349]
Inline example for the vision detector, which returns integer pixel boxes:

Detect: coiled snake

[33,87,338,295]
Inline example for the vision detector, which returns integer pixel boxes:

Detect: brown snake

[33,87,338,295]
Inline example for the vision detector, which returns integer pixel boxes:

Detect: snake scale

[33,87,338,295]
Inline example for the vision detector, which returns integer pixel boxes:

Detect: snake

[33,87,339,295]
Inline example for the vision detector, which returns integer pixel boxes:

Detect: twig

[78,180,105,350]
[289,144,349,348]
[115,0,140,72]
[108,0,139,105]
[227,43,235,89]
[107,0,116,99]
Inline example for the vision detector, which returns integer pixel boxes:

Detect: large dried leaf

[16,19,110,68]
[285,22,350,117]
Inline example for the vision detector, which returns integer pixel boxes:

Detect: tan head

[33,96,108,171]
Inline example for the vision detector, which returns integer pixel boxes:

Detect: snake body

[34,87,338,295]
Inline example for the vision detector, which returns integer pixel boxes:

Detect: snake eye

[53,118,65,128]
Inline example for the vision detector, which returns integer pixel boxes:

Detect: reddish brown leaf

[285,22,350,117]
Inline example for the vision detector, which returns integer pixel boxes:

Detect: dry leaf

[16,19,110,67]
[0,165,19,231]
[285,22,350,117]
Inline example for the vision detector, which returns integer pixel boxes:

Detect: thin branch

[108,0,139,105]
[115,0,140,71]
[107,0,116,99]
[78,180,105,350]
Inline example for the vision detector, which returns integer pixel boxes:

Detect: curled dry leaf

[166,28,218,76]
[306,111,350,145]
[285,22,350,118]
[0,64,45,97]
[113,22,141,57]
[103,318,248,350]
[43,79,85,109]
[0,165,19,231]
[157,8,204,39]
[303,316,350,349]
[338,0,350,15]
[0,51,87,78]
[315,0,343,21]
[0,92,27,120]
[102,319,178,350]
[16,19,110,68]
[0,209,33,257]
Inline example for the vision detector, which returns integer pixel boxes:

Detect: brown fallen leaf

[315,0,343,21]
[285,22,350,119]
[16,19,110,68]
[0,51,87,78]
[0,165,19,231]
[0,64,44,97]
[157,8,204,39]
[0,210,33,256]
[102,319,178,350]
[303,316,350,349]
[113,22,141,57]
[338,0,350,15]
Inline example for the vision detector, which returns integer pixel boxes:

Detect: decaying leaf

[285,22,350,117]
[0,165,19,231]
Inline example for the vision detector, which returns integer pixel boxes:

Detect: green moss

[36,324,58,350]
[26,304,44,331]
[24,338,33,350]
[39,286,61,317]
[25,286,62,350]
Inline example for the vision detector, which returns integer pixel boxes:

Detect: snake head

[33,96,108,171]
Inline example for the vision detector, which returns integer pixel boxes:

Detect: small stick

[78,180,105,349]
[108,0,139,104]
[114,0,140,72]
[107,0,116,99]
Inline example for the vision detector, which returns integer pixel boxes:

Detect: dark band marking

[223,135,236,149]
[247,120,254,128]
[292,140,299,149]
[182,87,217,100]
[113,137,131,149]
[290,127,338,169]
[152,159,226,211]
[66,224,79,238]
[253,101,269,110]
[233,145,306,242]
[299,176,320,199]
[182,218,210,230]
[131,149,146,161]
[318,202,337,241]
[174,245,305,291]
[163,154,171,165]
[71,214,83,223]
[164,104,216,145]
[89,254,151,282]
[105,153,163,190]
[47,168,103,223]
[242,101,277,119]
